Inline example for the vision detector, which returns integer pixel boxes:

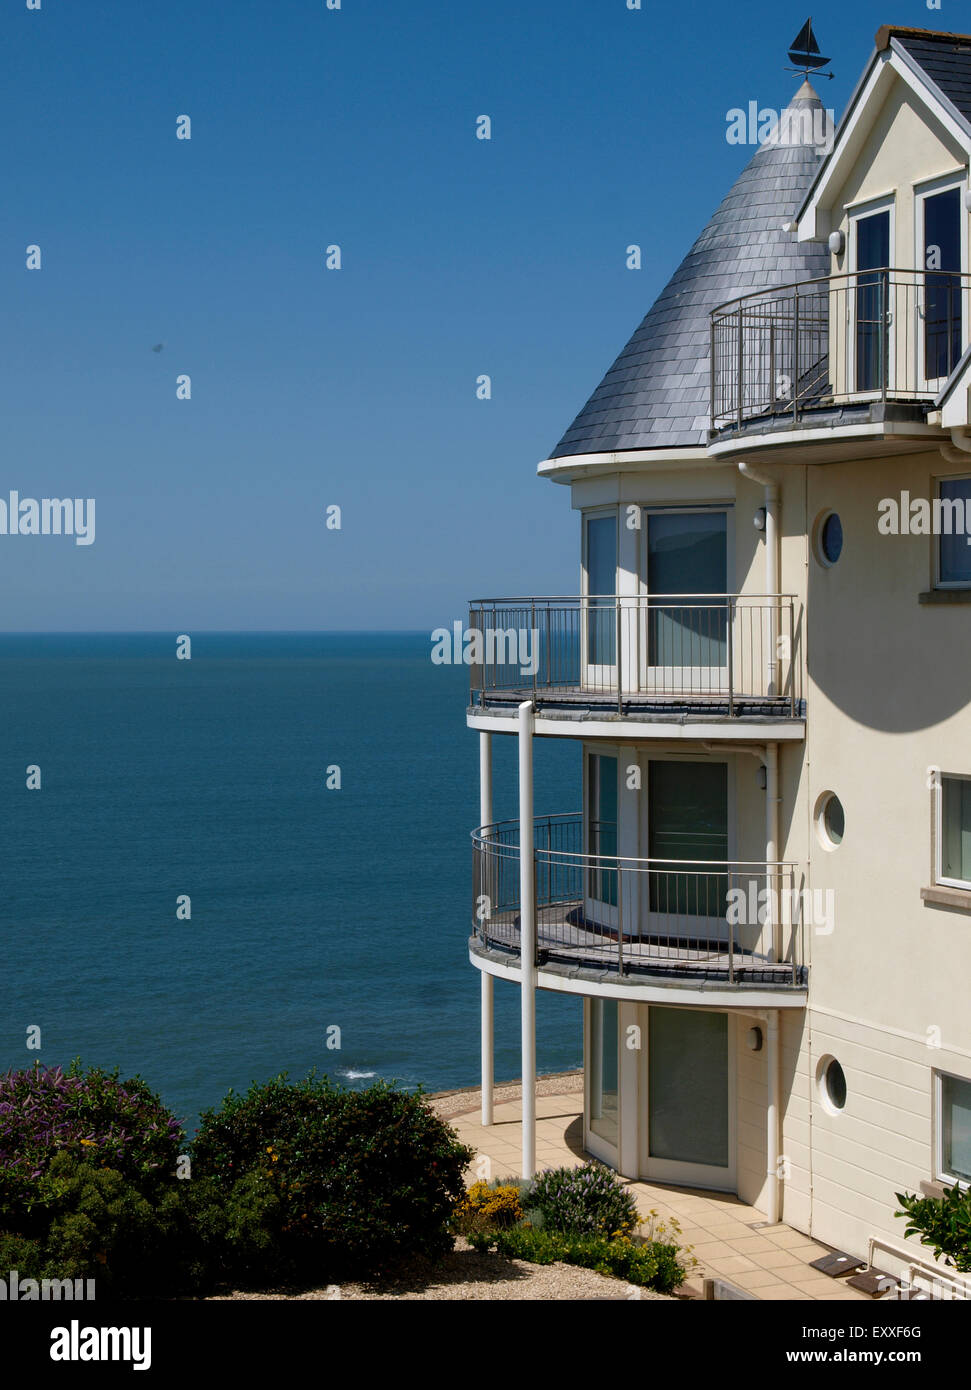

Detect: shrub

[452,1181,524,1235]
[895,1185,971,1273]
[0,1061,185,1220]
[467,1226,687,1293]
[192,1073,474,1285]
[526,1163,639,1238]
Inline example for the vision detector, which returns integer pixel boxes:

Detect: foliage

[895,1185,971,1273]
[467,1225,688,1293]
[192,1072,474,1285]
[526,1163,639,1238]
[452,1181,524,1235]
[0,1061,185,1220]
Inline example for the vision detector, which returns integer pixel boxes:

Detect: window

[814,510,843,566]
[817,1055,847,1114]
[584,513,616,665]
[815,791,844,850]
[938,476,971,588]
[938,1072,971,1185]
[852,205,891,392]
[938,774,971,888]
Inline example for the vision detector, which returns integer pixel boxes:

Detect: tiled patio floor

[450,1092,869,1302]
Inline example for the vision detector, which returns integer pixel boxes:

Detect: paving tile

[707,1253,759,1275]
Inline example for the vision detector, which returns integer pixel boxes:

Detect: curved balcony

[471,815,808,994]
[710,268,971,439]
[468,596,801,721]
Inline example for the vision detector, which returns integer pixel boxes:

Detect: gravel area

[209,1237,672,1300]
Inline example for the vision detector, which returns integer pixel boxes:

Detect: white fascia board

[469,947,807,1009]
[796,51,894,242]
[705,419,942,459]
[537,447,710,482]
[466,711,806,741]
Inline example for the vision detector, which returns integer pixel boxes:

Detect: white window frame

[914,172,969,390]
[936,771,971,890]
[935,1068,971,1188]
[847,196,895,398]
[933,472,971,590]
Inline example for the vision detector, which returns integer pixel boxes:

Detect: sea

[0,633,583,1134]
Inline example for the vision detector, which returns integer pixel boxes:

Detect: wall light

[747,1027,763,1052]
[828,230,845,255]
[753,506,767,531]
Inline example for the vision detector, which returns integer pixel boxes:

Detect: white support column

[518,701,537,1180]
[479,732,494,1127]
[765,741,780,962]
[766,1009,781,1223]
[738,462,780,697]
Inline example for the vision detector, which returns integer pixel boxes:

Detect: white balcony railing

[472,814,807,989]
[710,268,971,431]
[468,595,801,717]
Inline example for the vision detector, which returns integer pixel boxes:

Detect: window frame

[933,472,971,591]
[935,771,971,890]
[935,1068,971,1188]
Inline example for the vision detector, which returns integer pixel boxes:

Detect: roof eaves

[934,342,971,408]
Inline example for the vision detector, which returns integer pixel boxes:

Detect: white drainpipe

[738,461,780,697]
[479,731,494,1127]
[766,1010,781,1224]
[518,701,537,1180]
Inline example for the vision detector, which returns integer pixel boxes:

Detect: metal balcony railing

[472,815,807,988]
[468,595,800,716]
[710,268,971,431]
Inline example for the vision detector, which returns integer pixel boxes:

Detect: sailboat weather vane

[786,17,834,81]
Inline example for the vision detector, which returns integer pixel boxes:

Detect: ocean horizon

[0,631,583,1133]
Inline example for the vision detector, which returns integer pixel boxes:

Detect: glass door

[588,997,619,1160]
[646,1007,734,1188]
[921,185,964,386]
[647,759,729,944]
[642,510,729,695]
[852,208,891,393]
[585,752,617,929]
[582,514,617,693]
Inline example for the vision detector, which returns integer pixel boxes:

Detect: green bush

[192,1073,474,1285]
[467,1225,687,1293]
[0,1061,185,1221]
[895,1185,971,1273]
[526,1163,640,1238]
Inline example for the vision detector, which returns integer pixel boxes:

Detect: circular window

[815,791,844,850]
[814,510,843,566]
[817,1056,847,1113]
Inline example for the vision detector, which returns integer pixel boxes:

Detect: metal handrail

[710,266,971,318]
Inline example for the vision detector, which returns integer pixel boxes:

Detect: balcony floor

[477,904,805,988]
[472,688,803,720]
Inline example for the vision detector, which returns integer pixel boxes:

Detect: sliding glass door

[585,753,618,928]
[646,1007,734,1188]
[647,759,729,942]
[643,510,729,693]
[582,514,616,689]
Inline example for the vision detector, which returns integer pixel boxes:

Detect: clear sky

[1,0,910,630]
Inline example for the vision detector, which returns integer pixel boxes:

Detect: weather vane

[786,17,834,81]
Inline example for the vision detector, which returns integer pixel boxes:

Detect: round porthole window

[814,510,843,566]
[817,1056,847,1114]
[815,791,844,850]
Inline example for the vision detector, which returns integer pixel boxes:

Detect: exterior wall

[827,74,968,274]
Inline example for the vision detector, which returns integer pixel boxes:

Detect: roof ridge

[875,25,971,51]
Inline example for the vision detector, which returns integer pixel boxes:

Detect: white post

[518,701,536,1180]
[480,732,494,1126]
[766,741,780,962]
[766,1009,781,1223]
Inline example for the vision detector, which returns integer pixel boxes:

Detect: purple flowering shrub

[0,1061,185,1214]
[526,1163,640,1238]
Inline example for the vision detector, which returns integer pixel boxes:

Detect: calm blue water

[0,633,582,1132]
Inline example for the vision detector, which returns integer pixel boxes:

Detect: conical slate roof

[550,83,832,458]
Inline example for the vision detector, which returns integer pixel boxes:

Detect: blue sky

[1,0,914,629]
